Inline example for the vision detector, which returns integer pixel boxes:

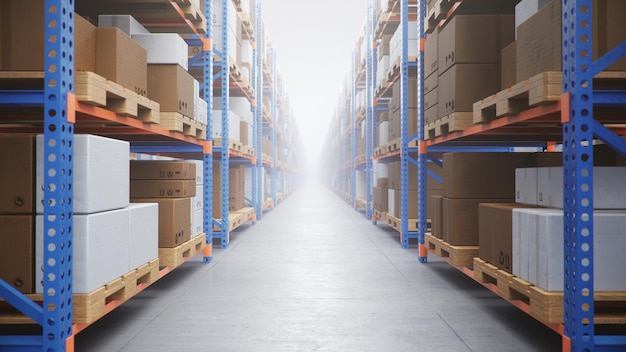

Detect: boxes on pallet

[443,152,537,199]
[438,64,501,118]
[443,198,512,246]
[424,34,438,78]
[96,27,148,96]
[389,20,418,63]
[99,14,149,36]
[0,135,35,214]
[148,64,195,118]
[36,135,130,215]
[131,198,191,248]
[0,215,34,293]
[132,33,189,70]
[438,15,514,75]
[430,195,443,239]
[373,186,388,212]
[212,110,242,142]
[424,85,438,112]
[36,209,131,294]
[128,203,159,271]
[130,180,196,198]
[130,161,196,180]
[211,0,239,61]
[536,167,626,209]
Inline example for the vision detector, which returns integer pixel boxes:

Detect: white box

[379,121,389,146]
[377,55,390,87]
[36,134,129,214]
[356,171,366,199]
[129,203,159,270]
[212,110,241,142]
[239,39,254,67]
[515,168,538,205]
[132,33,189,70]
[193,185,204,212]
[193,208,205,238]
[98,15,149,36]
[36,209,131,294]
[537,167,626,209]
[196,97,208,125]
[388,189,396,217]
[190,160,204,185]
[374,161,389,179]
[515,0,551,34]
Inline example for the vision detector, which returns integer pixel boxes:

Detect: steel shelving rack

[414,0,626,350]
[0,1,214,350]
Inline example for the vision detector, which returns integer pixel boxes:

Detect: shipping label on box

[130,179,197,198]
[130,160,196,180]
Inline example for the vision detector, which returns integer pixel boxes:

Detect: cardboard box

[444,198,512,246]
[148,64,195,117]
[130,179,196,198]
[132,33,189,70]
[189,160,205,185]
[430,195,444,239]
[129,203,159,270]
[501,41,517,88]
[130,161,196,180]
[438,15,515,75]
[131,198,191,248]
[388,188,396,217]
[424,86,438,111]
[240,121,250,146]
[0,215,34,293]
[424,70,438,95]
[515,0,552,31]
[36,209,131,294]
[96,27,148,96]
[192,185,204,212]
[0,5,95,72]
[424,33,438,78]
[425,105,439,126]
[0,135,35,214]
[443,152,537,199]
[373,186,389,212]
[515,168,538,205]
[193,208,205,238]
[98,15,150,36]
[393,189,419,219]
[438,64,501,118]
[479,203,536,274]
[537,166,626,209]
[36,135,130,214]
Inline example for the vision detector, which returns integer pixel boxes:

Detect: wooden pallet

[426,0,456,33]
[263,198,274,210]
[0,259,160,325]
[159,112,206,139]
[426,112,473,140]
[473,258,626,325]
[158,235,206,268]
[373,210,388,223]
[473,71,562,124]
[424,234,478,267]
[0,71,160,124]
[386,214,419,232]
[374,138,402,157]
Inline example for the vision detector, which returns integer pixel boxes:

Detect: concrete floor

[75,181,561,352]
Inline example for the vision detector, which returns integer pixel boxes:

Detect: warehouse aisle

[75,180,560,352]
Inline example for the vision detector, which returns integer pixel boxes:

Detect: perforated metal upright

[270,48,278,206]
[365,0,375,220]
[202,0,214,262]
[416,0,428,263]
[399,0,411,249]
[351,48,358,207]
[562,1,626,350]
[254,0,264,219]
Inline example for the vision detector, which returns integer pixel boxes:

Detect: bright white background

[260,0,368,173]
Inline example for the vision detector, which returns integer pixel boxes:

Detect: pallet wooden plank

[425,234,478,267]
[158,235,206,267]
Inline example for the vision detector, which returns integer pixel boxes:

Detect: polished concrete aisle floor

[76,181,561,352]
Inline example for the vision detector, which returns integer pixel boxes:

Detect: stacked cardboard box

[213,163,246,217]
[189,160,206,238]
[130,160,195,249]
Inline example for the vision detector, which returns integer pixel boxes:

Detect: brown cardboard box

[438,15,515,75]
[0,3,96,72]
[378,34,392,60]
[438,64,501,118]
[516,0,626,82]
[424,34,438,78]
[131,198,191,248]
[501,41,517,89]
[424,70,438,95]
[430,195,443,239]
[478,203,538,273]
[130,161,196,180]
[424,86,438,111]
[130,180,196,198]
[388,162,400,189]
[425,105,438,126]
[147,64,195,117]
[444,198,513,246]
[388,108,401,141]
[377,178,389,188]
[443,152,537,199]
[240,121,250,146]
[0,135,35,214]
[378,111,389,123]
[212,163,244,190]
[427,189,443,220]
[0,215,34,293]
[394,189,419,218]
[96,27,148,96]
[373,186,389,212]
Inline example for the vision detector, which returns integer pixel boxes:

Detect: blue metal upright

[351,48,358,207]
[562,1,626,350]
[254,0,264,219]
[416,0,428,263]
[270,48,278,206]
[399,0,410,249]
[365,0,375,220]
[202,0,214,263]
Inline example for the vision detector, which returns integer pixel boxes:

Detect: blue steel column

[417,0,428,262]
[219,0,230,248]
[250,0,258,219]
[202,0,214,263]
[45,0,75,349]
[562,0,593,350]
[255,0,264,219]
[365,0,374,220]
[270,48,278,206]
[351,49,357,208]
[400,0,410,249]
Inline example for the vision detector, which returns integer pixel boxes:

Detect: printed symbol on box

[499,251,511,270]
[14,278,23,288]
[167,189,174,196]
[14,197,24,207]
